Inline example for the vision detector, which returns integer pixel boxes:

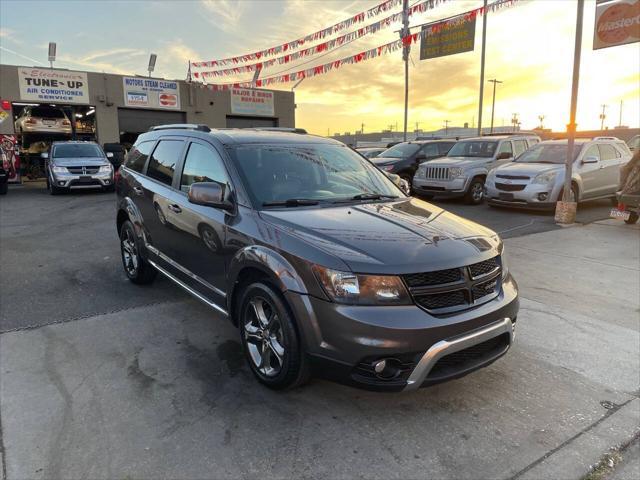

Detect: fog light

[373,358,401,379]
[374,359,386,374]
[104,180,110,184]
[58,181,65,186]
[538,192,548,201]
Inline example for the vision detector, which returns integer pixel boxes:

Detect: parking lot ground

[0,185,638,479]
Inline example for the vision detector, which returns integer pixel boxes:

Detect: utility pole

[556,0,584,225]
[618,100,623,127]
[444,120,451,136]
[415,121,421,132]
[599,104,607,130]
[401,0,410,142]
[488,78,502,134]
[477,0,488,136]
[361,122,365,135]
[511,113,519,132]
[538,115,545,129]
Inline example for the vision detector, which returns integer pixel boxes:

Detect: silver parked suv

[485,137,631,210]
[44,141,114,194]
[412,134,540,204]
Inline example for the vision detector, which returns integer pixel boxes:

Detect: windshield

[448,141,497,158]
[53,143,104,158]
[378,143,420,158]
[516,144,583,164]
[30,107,65,118]
[231,144,403,206]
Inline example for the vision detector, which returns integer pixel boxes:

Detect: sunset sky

[1,0,638,135]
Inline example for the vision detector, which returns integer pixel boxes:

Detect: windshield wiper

[334,193,399,203]
[262,198,320,207]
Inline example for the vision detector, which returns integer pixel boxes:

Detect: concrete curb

[512,398,640,479]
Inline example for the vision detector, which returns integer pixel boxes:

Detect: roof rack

[149,124,211,132]
[592,136,620,141]
[481,132,540,137]
[251,127,308,134]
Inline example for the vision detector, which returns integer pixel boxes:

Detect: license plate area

[610,208,630,220]
[78,175,93,183]
[499,193,514,201]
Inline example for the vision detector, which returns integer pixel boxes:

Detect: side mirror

[496,152,512,160]
[188,181,234,212]
[106,152,114,158]
[40,152,49,159]
[582,155,598,164]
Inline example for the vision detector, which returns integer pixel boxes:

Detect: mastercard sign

[594,0,640,50]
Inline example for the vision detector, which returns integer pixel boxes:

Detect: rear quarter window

[124,141,154,173]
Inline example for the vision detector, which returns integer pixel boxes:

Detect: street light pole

[556,0,584,225]
[401,0,410,142]
[488,78,502,134]
[477,0,488,136]
[444,120,450,136]
[599,104,607,130]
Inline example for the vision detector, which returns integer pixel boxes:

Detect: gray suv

[412,135,540,204]
[116,125,519,391]
[486,138,632,209]
[45,141,114,194]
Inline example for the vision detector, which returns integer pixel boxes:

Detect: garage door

[226,116,277,128]
[117,108,186,134]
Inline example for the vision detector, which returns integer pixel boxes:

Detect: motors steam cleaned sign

[122,77,181,110]
[17,67,89,104]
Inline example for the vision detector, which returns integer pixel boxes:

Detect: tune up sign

[17,67,90,104]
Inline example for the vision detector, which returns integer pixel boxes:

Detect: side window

[180,142,229,193]
[124,141,154,173]
[513,140,527,157]
[421,143,439,157]
[584,145,601,161]
[598,144,618,160]
[146,140,183,186]
[497,141,513,156]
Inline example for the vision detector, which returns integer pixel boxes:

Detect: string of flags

[193,0,452,78]
[198,0,519,91]
[191,0,404,67]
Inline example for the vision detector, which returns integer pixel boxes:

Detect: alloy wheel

[471,182,484,202]
[243,296,285,378]
[121,228,139,276]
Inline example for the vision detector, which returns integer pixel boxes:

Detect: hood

[372,156,402,164]
[495,162,563,178]
[52,157,109,167]
[427,156,491,167]
[259,197,500,274]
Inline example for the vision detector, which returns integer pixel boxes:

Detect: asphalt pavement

[0,183,637,480]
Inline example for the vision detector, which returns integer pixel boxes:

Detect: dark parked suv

[116,125,518,391]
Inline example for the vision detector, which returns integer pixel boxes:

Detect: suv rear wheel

[239,282,309,390]
[120,220,156,284]
[464,177,485,205]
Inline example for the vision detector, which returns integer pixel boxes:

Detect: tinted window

[378,143,421,158]
[438,142,454,155]
[516,143,583,164]
[598,144,618,160]
[497,141,513,156]
[30,107,65,118]
[513,140,527,157]
[583,145,600,161]
[180,142,229,193]
[146,140,183,186]
[53,143,103,158]
[448,141,497,158]
[421,143,439,156]
[125,141,154,173]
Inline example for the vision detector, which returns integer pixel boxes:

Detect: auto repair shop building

[0,63,296,146]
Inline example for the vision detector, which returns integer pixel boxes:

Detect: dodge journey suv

[116,125,519,391]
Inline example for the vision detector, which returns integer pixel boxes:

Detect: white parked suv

[412,134,540,204]
[485,137,632,210]
[14,105,72,135]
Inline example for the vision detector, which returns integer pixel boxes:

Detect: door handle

[168,204,182,213]
[133,186,144,195]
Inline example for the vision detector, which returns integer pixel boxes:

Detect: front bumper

[285,273,519,392]
[51,171,114,189]
[412,177,468,198]
[485,180,561,210]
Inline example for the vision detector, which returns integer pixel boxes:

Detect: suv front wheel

[239,282,309,390]
[120,220,156,284]
[464,177,485,205]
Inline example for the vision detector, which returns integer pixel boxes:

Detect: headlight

[533,171,556,184]
[449,167,464,178]
[99,164,113,173]
[52,166,67,173]
[313,265,411,305]
[416,165,426,176]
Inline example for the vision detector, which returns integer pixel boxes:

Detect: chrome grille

[403,255,502,314]
[496,174,530,180]
[67,166,100,174]
[424,166,450,180]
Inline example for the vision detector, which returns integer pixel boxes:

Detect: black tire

[50,183,63,195]
[464,177,485,205]
[238,282,309,390]
[420,194,434,200]
[0,182,7,195]
[119,220,156,284]
[625,212,639,225]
